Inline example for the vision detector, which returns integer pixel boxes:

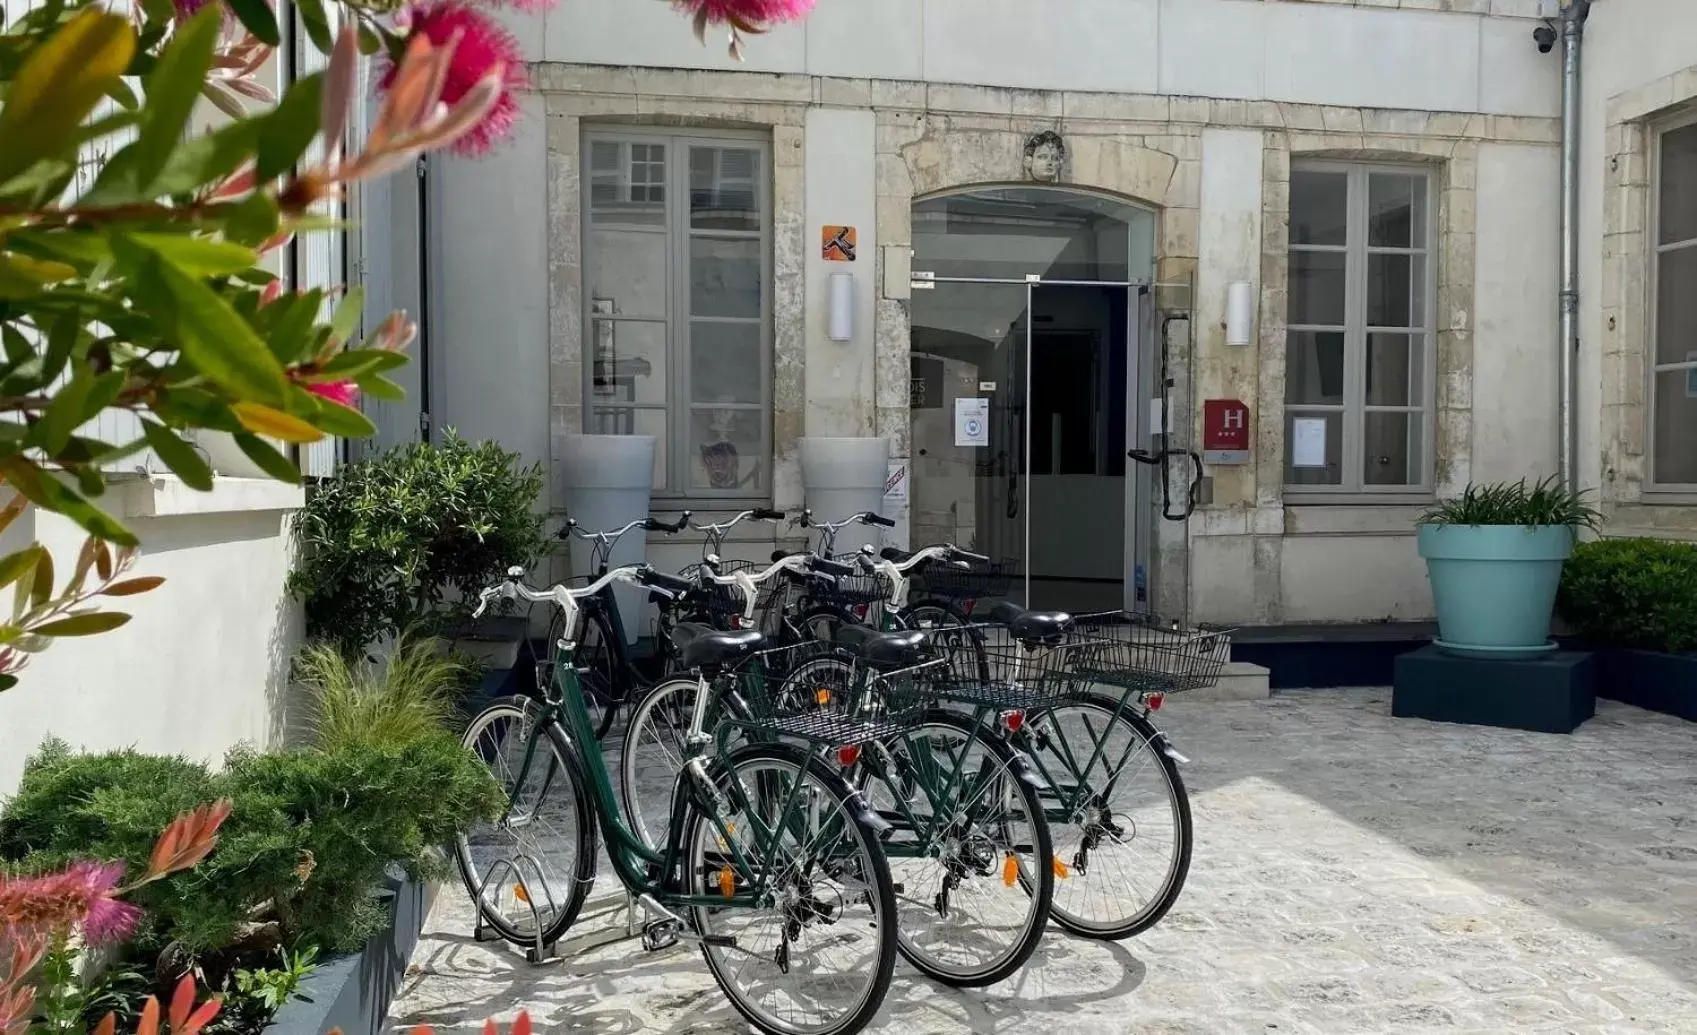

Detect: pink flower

[307,381,359,408]
[378,3,527,158]
[0,862,141,946]
[673,0,815,26]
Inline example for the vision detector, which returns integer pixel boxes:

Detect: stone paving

[389,691,1697,1034]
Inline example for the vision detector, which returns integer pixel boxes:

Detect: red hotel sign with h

[1202,399,1250,464]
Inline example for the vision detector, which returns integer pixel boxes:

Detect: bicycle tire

[455,697,599,947]
[1018,692,1192,940]
[685,741,898,1035]
[865,709,1054,987]
[899,598,990,684]
[619,674,736,853]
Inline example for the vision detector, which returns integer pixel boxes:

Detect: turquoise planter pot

[1417,524,1577,660]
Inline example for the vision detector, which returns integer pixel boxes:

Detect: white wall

[429,94,551,483]
[1577,0,1697,495]
[803,108,878,437]
[533,0,1558,117]
[1473,141,1562,483]
[0,482,303,795]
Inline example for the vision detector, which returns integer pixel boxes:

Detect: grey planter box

[264,873,432,1035]
[1595,647,1697,722]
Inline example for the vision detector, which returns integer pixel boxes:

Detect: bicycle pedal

[641,919,681,951]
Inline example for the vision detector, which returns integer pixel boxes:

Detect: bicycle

[455,562,900,1035]
[625,554,1057,988]
[536,512,690,740]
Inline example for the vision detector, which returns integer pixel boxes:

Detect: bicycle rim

[688,746,896,1035]
[1022,695,1191,939]
[621,676,703,852]
[862,716,1053,986]
[455,699,597,945]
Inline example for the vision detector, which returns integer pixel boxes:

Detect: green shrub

[288,431,546,659]
[1420,475,1601,529]
[294,634,473,752]
[1556,537,1697,653]
[0,735,505,954]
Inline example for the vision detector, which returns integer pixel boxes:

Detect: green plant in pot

[1417,476,1601,659]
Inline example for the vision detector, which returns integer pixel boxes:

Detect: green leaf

[153,387,242,433]
[139,0,176,32]
[125,232,257,277]
[150,258,288,405]
[294,0,332,52]
[257,74,323,182]
[317,348,408,381]
[134,5,222,190]
[357,23,384,56]
[26,230,113,268]
[226,0,281,47]
[104,76,143,111]
[0,253,76,299]
[29,546,53,608]
[33,612,132,637]
[0,9,135,186]
[37,367,95,456]
[235,432,301,485]
[141,419,214,491]
[0,158,75,201]
[304,395,377,440]
[0,674,18,693]
[266,290,326,365]
[43,309,82,383]
[329,286,364,346]
[361,375,406,402]
[1,326,32,367]
[143,119,262,199]
[0,459,136,547]
[0,548,41,594]
[223,192,280,247]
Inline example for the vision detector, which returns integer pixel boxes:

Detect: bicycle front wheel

[686,743,896,1035]
[1018,692,1192,940]
[548,602,624,740]
[455,697,598,947]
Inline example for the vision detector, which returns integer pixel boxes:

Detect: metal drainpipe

[1558,0,1593,495]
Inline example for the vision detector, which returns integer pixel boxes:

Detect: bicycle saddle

[834,624,929,669]
[989,602,1072,644]
[670,623,764,670]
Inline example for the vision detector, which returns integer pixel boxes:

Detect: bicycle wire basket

[804,554,894,609]
[1063,611,1234,695]
[718,639,930,748]
[896,625,1084,712]
[910,557,1017,602]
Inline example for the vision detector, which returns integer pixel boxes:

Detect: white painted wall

[429,95,551,484]
[0,482,303,795]
[1577,0,1697,495]
[531,0,1558,117]
[803,108,877,437]
[1473,141,1561,484]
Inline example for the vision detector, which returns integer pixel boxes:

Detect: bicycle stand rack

[471,853,561,964]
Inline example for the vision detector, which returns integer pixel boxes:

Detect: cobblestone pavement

[390,691,1697,1034]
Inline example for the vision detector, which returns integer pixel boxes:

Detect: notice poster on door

[954,397,990,447]
[1291,417,1329,468]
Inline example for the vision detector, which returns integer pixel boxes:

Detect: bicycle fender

[843,788,895,842]
[1005,754,1050,791]
[1152,731,1190,766]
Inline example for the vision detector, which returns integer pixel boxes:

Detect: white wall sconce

[828,271,856,342]
[1225,280,1254,347]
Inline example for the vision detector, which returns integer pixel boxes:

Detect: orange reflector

[836,744,861,767]
[1002,710,1025,732]
[717,865,736,898]
[1001,854,1019,887]
[514,883,530,903]
[1147,693,1165,711]
[1052,858,1071,880]
[815,687,832,707]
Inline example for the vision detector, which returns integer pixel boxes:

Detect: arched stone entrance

[905,186,1158,610]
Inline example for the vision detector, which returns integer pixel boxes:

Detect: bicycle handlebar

[472,564,686,642]
[692,551,843,623]
[559,512,691,543]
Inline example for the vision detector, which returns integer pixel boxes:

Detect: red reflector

[836,744,861,767]
[1002,710,1025,732]
[851,603,869,620]
[1147,693,1165,711]
[962,600,977,617]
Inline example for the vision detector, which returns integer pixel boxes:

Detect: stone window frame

[1282,158,1440,499]
[1600,68,1697,511]
[1257,135,1478,511]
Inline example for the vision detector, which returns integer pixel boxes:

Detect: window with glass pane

[1651,119,1697,487]
[583,131,771,497]
[1286,163,1434,495]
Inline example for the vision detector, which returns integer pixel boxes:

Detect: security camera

[1534,22,1557,54]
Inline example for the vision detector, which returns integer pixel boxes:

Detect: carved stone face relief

[1024,131,1065,182]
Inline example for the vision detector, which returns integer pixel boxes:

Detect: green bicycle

[455,563,899,1035]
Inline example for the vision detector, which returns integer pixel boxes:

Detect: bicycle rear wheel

[1016,692,1191,940]
[859,711,1053,987]
[455,697,598,946]
[686,743,897,1035]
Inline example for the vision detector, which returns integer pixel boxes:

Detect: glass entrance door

[909,276,1142,611]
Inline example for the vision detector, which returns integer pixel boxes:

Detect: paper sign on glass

[1291,417,1329,468]
[955,398,990,447]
